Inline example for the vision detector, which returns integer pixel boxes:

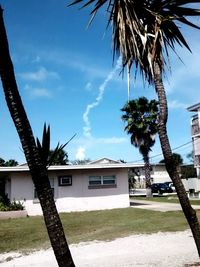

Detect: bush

[0,201,9,211]
[0,195,24,211]
[9,200,24,211]
[0,194,10,206]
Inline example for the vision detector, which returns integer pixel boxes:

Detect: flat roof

[0,162,167,173]
[187,103,200,112]
[0,163,144,172]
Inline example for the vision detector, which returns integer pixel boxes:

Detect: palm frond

[69,0,200,84]
[48,134,76,166]
[36,123,76,167]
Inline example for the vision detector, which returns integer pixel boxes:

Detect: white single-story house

[0,158,132,216]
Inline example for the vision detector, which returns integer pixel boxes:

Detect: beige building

[0,158,131,216]
[187,103,200,178]
[186,103,200,195]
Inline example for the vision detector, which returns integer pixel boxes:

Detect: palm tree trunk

[143,153,152,197]
[0,7,74,267]
[153,62,200,257]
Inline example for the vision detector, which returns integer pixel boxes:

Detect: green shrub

[0,201,9,211]
[9,200,24,211]
[0,194,10,206]
[0,198,24,211]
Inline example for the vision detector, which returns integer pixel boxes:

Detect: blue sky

[0,0,199,164]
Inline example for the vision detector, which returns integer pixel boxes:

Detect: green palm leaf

[36,124,76,167]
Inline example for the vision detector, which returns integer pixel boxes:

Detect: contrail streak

[83,58,122,138]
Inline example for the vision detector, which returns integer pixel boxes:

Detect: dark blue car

[151,183,173,195]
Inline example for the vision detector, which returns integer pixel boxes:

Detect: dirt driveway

[130,199,200,212]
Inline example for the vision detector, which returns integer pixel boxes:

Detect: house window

[34,177,54,200]
[58,176,72,186]
[88,175,116,189]
[89,176,101,185]
[103,176,116,185]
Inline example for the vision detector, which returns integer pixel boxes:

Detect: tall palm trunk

[153,62,200,256]
[0,7,75,267]
[143,153,152,197]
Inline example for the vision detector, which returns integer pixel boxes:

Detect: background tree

[72,159,91,165]
[160,153,183,165]
[0,157,18,166]
[160,152,183,172]
[48,149,68,165]
[181,165,197,179]
[187,151,194,164]
[0,8,74,266]
[69,0,200,256]
[128,172,136,190]
[121,97,159,197]
[0,158,5,166]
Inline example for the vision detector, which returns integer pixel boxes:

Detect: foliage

[122,97,159,194]
[160,153,183,166]
[0,194,10,206]
[71,159,91,165]
[0,158,18,166]
[181,165,197,179]
[9,200,24,211]
[187,151,194,164]
[128,174,136,189]
[121,97,159,156]
[36,123,76,166]
[48,149,68,165]
[0,195,24,211]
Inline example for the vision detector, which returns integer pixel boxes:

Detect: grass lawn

[131,195,200,205]
[0,207,194,253]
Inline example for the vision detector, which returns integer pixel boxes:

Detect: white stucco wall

[7,169,129,216]
[151,165,171,183]
[194,137,200,156]
[182,178,200,192]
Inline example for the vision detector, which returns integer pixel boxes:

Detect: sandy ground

[0,230,200,267]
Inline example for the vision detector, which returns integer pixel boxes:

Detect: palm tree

[0,7,74,267]
[69,0,200,255]
[121,97,158,197]
[160,152,183,173]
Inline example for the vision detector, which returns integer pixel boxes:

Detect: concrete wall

[182,178,200,192]
[151,165,171,183]
[7,168,129,216]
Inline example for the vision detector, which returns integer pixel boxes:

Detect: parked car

[151,183,173,195]
[163,182,176,192]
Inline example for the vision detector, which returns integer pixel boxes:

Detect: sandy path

[0,230,199,267]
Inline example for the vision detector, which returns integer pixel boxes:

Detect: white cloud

[24,84,52,98]
[75,147,86,160]
[19,67,60,82]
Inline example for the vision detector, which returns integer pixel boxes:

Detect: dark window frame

[58,175,72,186]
